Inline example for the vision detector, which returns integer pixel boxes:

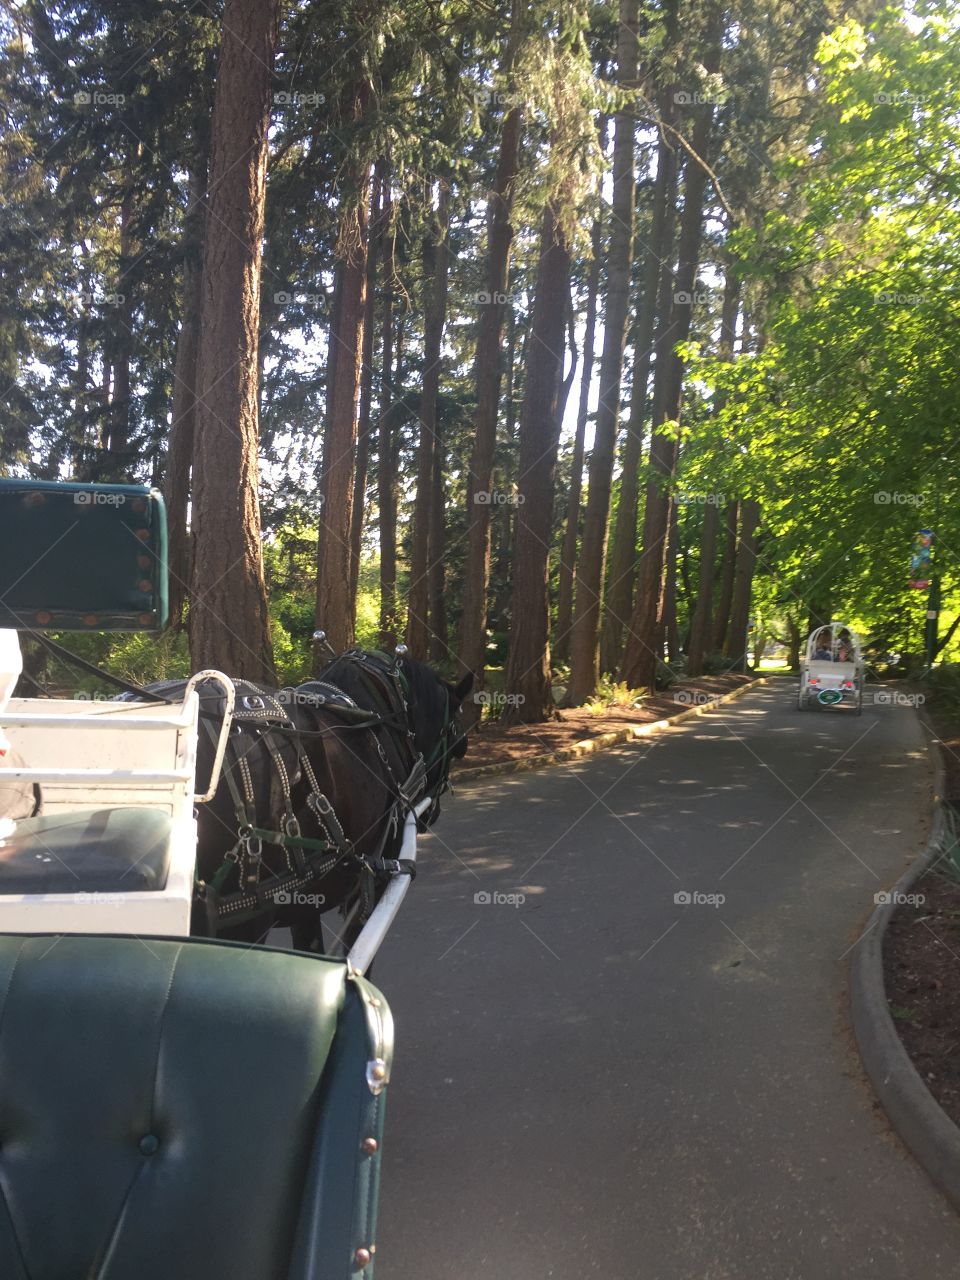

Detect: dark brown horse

[140,650,471,952]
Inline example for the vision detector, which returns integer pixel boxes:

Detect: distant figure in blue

[813,630,833,661]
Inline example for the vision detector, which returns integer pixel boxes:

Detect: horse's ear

[453,672,475,702]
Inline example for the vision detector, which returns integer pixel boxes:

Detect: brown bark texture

[503,206,571,722]
[189,0,278,679]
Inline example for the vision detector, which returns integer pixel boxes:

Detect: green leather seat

[0,807,172,893]
[0,934,391,1279]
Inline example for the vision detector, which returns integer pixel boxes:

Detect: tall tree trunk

[407,180,450,657]
[489,303,520,639]
[314,135,371,662]
[663,496,680,661]
[713,499,739,650]
[503,205,571,722]
[685,266,741,676]
[458,104,523,707]
[428,437,447,662]
[786,615,801,671]
[723,499,761,670]
[601,82,680,673]
[105,181,137,476]
[622,15,721,691]
[189,0,277,679]
[555,216,601,664]
[378,213,399,650]
[565,0,640,704]
[350,164,385,618]
[165,155,208,628]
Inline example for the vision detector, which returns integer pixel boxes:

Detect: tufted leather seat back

[0,934,389,1279]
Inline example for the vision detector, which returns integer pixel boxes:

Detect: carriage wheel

[855,684,863,716]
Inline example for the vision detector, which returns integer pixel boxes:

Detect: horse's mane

[313,650,449,751]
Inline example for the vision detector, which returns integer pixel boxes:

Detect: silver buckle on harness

[241,830,263,862]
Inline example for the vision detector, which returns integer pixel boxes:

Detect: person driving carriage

[813,629,833,661]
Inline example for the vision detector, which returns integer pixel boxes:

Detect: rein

[22,634,460,930]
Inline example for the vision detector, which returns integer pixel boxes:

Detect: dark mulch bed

[883,868,960,1126]
[454,672,753,773]
[882,692,960,1127]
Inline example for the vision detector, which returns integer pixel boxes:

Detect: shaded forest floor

[883,692,960,1128]
[455,672,753,773]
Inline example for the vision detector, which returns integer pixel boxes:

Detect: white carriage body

[798,621,864,711]
[0,676,200,936]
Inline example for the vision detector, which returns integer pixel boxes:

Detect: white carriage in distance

[796,622,864,714]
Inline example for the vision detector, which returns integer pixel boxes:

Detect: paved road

[374,680,960,1279]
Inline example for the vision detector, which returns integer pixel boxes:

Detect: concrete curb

[849,742,960,1210]
[454,674,773,783]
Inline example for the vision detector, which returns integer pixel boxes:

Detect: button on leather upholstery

[139,1134,160,1156]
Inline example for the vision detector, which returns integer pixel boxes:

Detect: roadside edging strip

[850,744,960,1210]
[455,675,772,783]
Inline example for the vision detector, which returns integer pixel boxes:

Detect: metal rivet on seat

[139,1134,160,1156]
[361,1137,378,1155]
[354,1247,372,1268]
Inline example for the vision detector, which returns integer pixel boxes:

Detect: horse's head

[398,656,473,812]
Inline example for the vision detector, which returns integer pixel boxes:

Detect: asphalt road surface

[373,679,960,1280]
